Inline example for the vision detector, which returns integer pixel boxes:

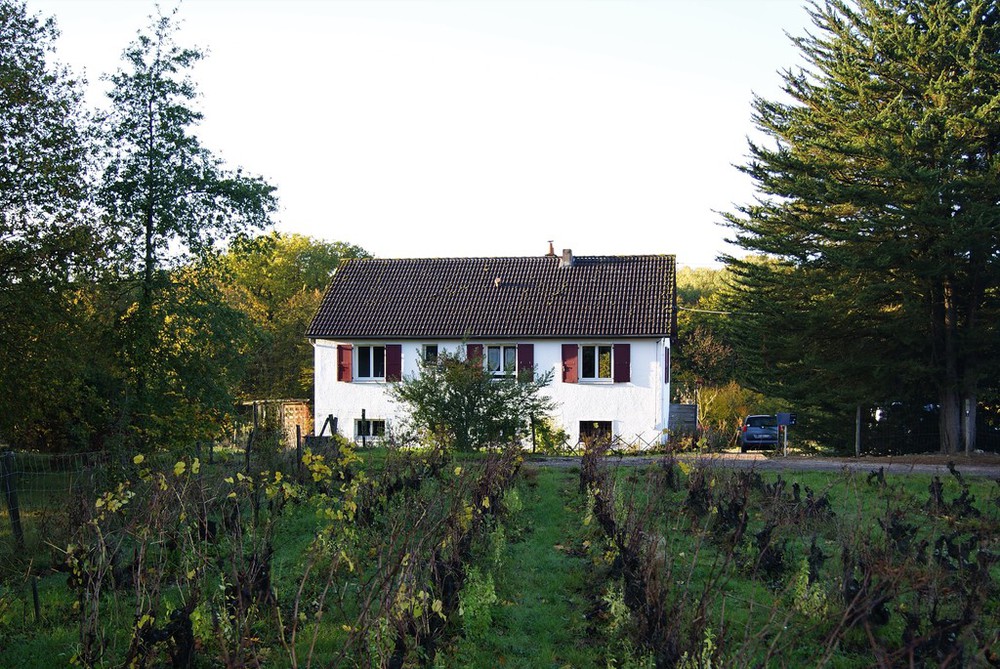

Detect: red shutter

[664,345,671,384]
[385,344,402,382]
[467,343,483,363]
[517,343,534,379]
[561,344,578,383]
[337,344,353,382]
[613,343,630,383]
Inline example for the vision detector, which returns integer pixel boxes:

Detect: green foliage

[390,347,556,452]
[218,231,370,400]
[458,566,498,641]
[96,7,277,449]
[0,0,101,448]
[723,0,1000,452]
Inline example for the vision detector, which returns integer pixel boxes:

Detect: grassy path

[440,465,599,668]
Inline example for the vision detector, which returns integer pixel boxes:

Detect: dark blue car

[740,414,779,452]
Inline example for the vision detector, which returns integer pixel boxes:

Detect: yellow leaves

[136,613,155,629]
[191,458,200,475]
[454,466,463,477]
[94,483,134,519]
[173,460,186,477]
[133,454,145,465]
[432,598,445,620]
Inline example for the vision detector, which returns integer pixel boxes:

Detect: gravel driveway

[525,452,1000,479]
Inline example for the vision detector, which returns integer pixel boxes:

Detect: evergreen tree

[724,0,1000,453]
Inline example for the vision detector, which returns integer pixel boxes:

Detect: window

[486,345,517,377]
[423,344,439,363]
[355,418,386,438]
[581,345,613,380]
[357,345,385,379]
[580,420,612,444]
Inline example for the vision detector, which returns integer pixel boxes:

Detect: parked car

[740,414,778,452]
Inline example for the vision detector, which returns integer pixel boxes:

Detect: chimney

[546,240,556,256]
[559,248,574,268]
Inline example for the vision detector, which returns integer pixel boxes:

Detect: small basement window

[355,418,386,439]
[580,420,612,444]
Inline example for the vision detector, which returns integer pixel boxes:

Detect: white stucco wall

[313,338,671,447]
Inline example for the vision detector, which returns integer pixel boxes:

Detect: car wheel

[740,443,748,454]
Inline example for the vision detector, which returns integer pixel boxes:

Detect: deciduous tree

[0,0,101,448]
[390,348,555,452]
[99,7,277,447]
[219,232,370,399]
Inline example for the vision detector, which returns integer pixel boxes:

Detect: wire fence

[0,450,117,580]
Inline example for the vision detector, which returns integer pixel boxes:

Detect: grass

[438,465,599,668]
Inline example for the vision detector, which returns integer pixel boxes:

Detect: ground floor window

[580,420,612,444]
[355,418,386,439]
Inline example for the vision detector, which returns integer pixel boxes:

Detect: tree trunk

[938,386,961,455]
[936,277,961,454]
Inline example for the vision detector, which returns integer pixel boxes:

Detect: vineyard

[2,442,999,667]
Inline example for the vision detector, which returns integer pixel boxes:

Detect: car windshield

[746,416,776,428]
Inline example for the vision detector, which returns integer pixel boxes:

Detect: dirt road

[526,451,1000,479]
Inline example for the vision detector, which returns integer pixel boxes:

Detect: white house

[307,249,677,447]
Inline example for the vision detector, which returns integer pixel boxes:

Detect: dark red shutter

[337,344,353,382]
[561,344,578,383]
[517,343,534,379]
[467,343,483,363]
[385,344,402,382]
[613,343,630,383]
[664,345,671,384]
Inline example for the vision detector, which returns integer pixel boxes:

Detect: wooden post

[1,451,25,551]
[361,408,367,449]
[295,424,303,479]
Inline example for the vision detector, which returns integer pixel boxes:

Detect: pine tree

[724,0,1000,453]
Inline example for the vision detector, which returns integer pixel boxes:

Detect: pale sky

[28,0,812,267]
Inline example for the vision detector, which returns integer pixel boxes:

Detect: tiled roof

[307,254,676,340]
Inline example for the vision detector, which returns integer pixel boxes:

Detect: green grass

[438,465,600,668]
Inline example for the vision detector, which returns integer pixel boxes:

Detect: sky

[28,0,813,267]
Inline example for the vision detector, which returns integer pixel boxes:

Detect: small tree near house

[389,348,555,452]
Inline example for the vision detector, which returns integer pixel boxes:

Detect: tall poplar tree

[99,8,276,446]
[724,0,1000,453]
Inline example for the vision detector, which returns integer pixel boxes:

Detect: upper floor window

[423,344,439,363]
[581,345,613,381]
[487,345,517,377]
[357,345,385,379]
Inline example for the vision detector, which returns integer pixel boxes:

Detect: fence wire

[1,450,116,582]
